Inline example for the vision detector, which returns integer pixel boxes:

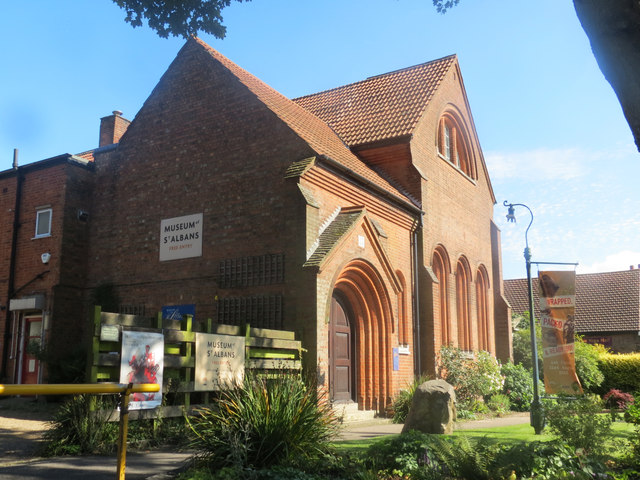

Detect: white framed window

[35,208,52,238]
[443,124,451,161]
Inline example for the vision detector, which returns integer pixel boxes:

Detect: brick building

[505,268,640,353]
[0,38,511,412]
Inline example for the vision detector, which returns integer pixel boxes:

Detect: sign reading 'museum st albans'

[159,213,203,261]
[195,333,245,391]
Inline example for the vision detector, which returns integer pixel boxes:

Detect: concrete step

[332,402,377,424]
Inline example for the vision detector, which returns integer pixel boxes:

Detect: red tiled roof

[194,38,416,208]
[504,269,640,333]
[293,56,457,147]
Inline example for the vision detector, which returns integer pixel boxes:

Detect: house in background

[504,268,640,353]
[1,37,511,414]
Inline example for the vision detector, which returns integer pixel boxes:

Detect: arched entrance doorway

[329,294,355,402]
[331,260,394,411]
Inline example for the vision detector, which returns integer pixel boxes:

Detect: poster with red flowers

[120,331,164,410]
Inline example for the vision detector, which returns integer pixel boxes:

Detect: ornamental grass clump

[43,394,118,455]
[390,374,431,424]
[187,371,339,469]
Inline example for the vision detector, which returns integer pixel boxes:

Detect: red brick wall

[298,164,417,409]
[0,172,19,379]
[409,65,508,373]
[84,40,420,408]
[86,40,315,350]
[0,159,93,381]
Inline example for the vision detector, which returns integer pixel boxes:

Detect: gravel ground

[0,397,56,464]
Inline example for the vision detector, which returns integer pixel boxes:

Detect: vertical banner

[538,271,583,395]
[195,332,245,391]
[120,331,164,410]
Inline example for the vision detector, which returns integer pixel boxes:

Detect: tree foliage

[432,0,460,14]
[112,0,248,39]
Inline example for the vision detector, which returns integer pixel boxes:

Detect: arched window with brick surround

[396,270,409,346]
[476,265,491,352]
[432,246,451,346]
[456,256,472,351]
[437,111,476,180]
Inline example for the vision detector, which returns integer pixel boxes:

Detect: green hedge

[597,352,640,393]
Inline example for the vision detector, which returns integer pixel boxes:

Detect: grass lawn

[332,419,637,457]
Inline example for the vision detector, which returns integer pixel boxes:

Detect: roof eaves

[317,154,422,214]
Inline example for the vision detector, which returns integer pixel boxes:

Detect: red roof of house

[504,269,640,333]
[194,38,417,208]
[293,56,457,147]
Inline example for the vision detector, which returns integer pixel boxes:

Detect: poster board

[195,332,245,391]
[539,270,583,395]
[120,331,164,410]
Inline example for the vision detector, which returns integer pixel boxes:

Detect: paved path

[0,449,194,480]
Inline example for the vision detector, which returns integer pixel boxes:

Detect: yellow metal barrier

[0,383,160,480]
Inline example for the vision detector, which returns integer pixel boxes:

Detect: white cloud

[485,147,599,181]
[577,250,640,274]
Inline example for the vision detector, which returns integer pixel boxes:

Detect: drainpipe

[412,212,423,376]
[1,149,23,380]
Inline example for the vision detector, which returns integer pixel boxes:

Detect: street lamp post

[504,200,544,434]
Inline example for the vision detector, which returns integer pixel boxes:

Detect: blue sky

[1,0,639,279]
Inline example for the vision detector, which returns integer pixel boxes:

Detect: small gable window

[35,208,52,238]
[438,113,476,180]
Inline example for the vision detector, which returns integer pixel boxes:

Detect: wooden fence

[86,306,302,419]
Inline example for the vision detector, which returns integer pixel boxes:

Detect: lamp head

[506,204,516,223]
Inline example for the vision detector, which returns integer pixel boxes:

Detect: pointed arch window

[476,266,491,352]
[433,246,451,346]
[438,113,476,180]
[396,270,409,346]
[456,257,472,351]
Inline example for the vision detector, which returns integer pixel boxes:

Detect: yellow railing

[0,383,160,480]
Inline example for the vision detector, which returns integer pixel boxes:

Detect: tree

[112,0,247,39]
[433,0,640,153]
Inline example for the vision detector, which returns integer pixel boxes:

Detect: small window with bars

[215,295,283,330]
[218,254,285,288]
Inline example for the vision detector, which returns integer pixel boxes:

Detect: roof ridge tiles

[293,54,457,102]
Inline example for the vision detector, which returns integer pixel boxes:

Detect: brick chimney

[99,110,131,147]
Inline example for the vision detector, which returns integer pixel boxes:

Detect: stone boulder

[401,379,456,434]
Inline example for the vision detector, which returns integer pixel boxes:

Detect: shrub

[437,346,503,413]
[486,394,511,416]
[573,337,605,393]
[544,395,612,455]
[42,394,118,455]
[501,362,534,412]
[526,442,611,480]
[598,352,640,393]
[624,402,640,425]
[603,389,634,410]
[187,371,339,469]
[390,375,430,424]
[363,430,443,477]
[512,313,543,374]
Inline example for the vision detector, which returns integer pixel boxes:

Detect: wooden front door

[330,295,354,402]
[21,317,42,384]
